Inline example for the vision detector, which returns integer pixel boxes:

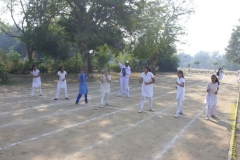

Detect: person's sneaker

[75,102,78,105]
[138,110,143,113]
[66,98,69,100]
[30,96,33,98]
[85,101,88,104]
[179,112,183,115]
[100,105,103,108]
[126,96,130,98]
[117,95,121,97]
[211,115,217,118]
[174,115,179,118]
[149,109,155,112]
[205,117,209,120]
[53,98,58,100]
[39,94,43,96]
[106,103,111,106]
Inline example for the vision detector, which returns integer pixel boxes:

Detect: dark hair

[218,68,221,72]
[212,74,220,85]
[144,65,151,72]
[59,66,64,71]
[178,70,184,78]
[32,65,37,70]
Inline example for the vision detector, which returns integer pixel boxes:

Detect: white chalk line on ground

[153,109,205,160]
[64,103,177,159]
[153,78,234,160]
[0,91,142,129]
[0,91,173,151]
[0,85,142,115]
[0,82,143,106]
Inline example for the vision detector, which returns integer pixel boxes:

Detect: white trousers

[31,87,42,96]
[206,104,216,118]
[175,99,183,116]
[118,77,129,96]
[140,97,153,110]
[101,92,109,105]
[55,87,68,99]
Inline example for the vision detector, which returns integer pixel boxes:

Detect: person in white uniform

[100,70,111,107]
[138,65,155,113]
[175,70,185,118]
[54,66,68,100]
[30,65,43,98]
[217,67,224,82]
[205,74,219,120]
[236,70,240,83]
[117,60,131,97]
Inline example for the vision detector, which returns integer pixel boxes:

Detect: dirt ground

[0,72,239,160]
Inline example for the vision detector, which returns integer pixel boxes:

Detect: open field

[0,72,239,160]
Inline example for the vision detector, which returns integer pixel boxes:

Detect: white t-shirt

[31,69,41,88]
[141,72,154,97]
[100,75,111,93]
[57,71,67,89]
[176,77,185,100]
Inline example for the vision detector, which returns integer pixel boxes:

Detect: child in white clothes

[30,65,43,98]
[100,70,111,107]
[54,66,68,100]
[205,74,219,120]
[175,70,185,118]
[236,70,240,84]
[138,65,155,113]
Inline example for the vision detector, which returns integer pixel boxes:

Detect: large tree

[0,0,63,62]
[225,24,240,64]
[58,0,140,73]
[132,0,194,74]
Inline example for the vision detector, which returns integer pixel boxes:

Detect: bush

[109,64,121,72]
[38,65,48,74]
[61,54,83,73]
[0,63,10,83]
[157,54,179,72]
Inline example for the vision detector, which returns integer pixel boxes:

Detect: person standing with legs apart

[205,75,219,120]
[116,60,131,98]
[54,66,68,100]
[217,67,224,82]
[100,70,111,108]
[138,65,155,113]
[75,69,88,104]
[175,70,185,118]
[236,70,240,84]
[30,65,43,98]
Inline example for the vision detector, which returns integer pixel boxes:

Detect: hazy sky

[1,0,240,56]
[177,0,240,55]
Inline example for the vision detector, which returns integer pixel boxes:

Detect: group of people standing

[29,62,238,120]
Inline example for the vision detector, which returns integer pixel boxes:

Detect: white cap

[125,60,129,63]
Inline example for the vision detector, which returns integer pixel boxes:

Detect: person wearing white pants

[236,70,240,83]
[100,70,111,107]
[138,65,155,113]
[217,67,224,82]
[175,70,185,118]
[205,74,219,120]
[54,66,68,100]
[117,60,131,98]
[30,65,43,98]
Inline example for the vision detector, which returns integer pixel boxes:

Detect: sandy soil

[0,72,239,160]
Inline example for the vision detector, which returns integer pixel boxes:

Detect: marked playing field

[0,73,238,160]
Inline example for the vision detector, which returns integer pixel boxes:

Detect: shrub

[0,62,10,83]
[38,65,48,74]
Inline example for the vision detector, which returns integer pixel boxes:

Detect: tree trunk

[88,56,93,73]
[26,44,33,62]
[81,52,89,73]
[150,54,160,75]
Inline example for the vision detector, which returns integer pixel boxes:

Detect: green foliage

[6,48,22,73]
[61,54,83,73]
[194,61,200,66]
[92,45,111,72]
[0,50,10,82]
[38,66,48,74]
[158,54,180,72]
[226,25,240,64]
